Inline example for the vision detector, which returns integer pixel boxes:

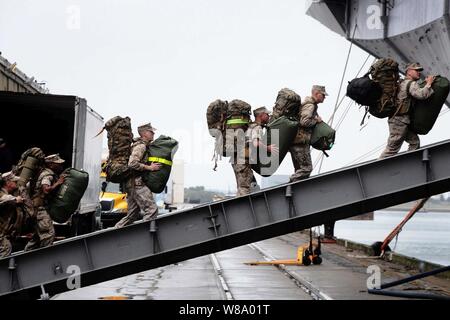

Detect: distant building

[0,53,48,93]
[154,159,184,209]
[169,159,185,204]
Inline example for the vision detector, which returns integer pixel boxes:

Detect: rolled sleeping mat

[18,156,40,188]
[142,135,179,193]
[252,116,299,177]
[409,76,450,135]
[310,122,336,151]
[48,168,89,223]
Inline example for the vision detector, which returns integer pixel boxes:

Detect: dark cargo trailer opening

[0,90,104,238]
[0,91,76,170]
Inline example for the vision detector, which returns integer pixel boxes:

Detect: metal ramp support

[2,140,450,299]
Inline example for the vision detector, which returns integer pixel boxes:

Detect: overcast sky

[1,0,449,191]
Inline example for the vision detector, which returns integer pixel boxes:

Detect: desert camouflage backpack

[271,88,302,120]
[98,116,134,183]
[206,100,228,170]
[206,99,251,169]
[224,99,251,157]
[206,99,228,137]
[368,58,400,118]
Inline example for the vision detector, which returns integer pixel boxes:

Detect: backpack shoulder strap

[405,80,415,112]
[405,79,413,95]
[392,79,414,117]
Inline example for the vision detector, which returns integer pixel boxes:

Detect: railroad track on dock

[208,240,332,301]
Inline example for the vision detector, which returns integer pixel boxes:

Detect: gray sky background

[1,0,449,191]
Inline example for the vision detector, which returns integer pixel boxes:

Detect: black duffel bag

[346,75,382,107]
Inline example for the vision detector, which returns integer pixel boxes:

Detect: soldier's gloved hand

[148,163,162,172]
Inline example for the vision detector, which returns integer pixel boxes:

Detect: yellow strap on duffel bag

[148,157,173,166]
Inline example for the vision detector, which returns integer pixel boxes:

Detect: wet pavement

[53,255,225,300]
[53,232,450,300]
[213,245,312,300]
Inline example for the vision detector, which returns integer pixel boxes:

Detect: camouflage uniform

[11,186,32,238]
[25,168,56,251]
[115,138,158,228]
[247,122,265,165]
[379,79,434,159]
[229,124,260,197]
[231,163,254,196]
[0,188,18,258]
[289,96,318,182]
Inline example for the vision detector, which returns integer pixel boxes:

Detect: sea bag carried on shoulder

[252,116,299,177]
[48,168,89,223]
[409,76,450,134]
[142,135,179,193]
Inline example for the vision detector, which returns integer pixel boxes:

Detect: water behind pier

[335,210,450,266]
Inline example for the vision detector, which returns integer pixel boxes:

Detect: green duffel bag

[409,76,450,135]
[48,168,89,223]
[310,122,336,151]
[252,116,299,177]
[142,135,179,193]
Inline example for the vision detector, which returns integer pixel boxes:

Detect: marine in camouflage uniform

[231,107,273,196]
[237,106,275,194]
[25,154,66,251]
[231,128,254,196]
[247,107,273,164]
[0,172,22,258]
[380,63,435,159]
[289,85,328,182]
[115,123,160,228]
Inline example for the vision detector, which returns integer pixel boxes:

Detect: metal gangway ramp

[2,140,450,299]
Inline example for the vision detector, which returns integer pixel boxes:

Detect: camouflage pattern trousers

[0,235,12,258]
[289,144,313,182]
[231,163,256,196]
[0,214,12,258]
[24,207,55,251]
[115,177,158,228]
[379,114,419,159]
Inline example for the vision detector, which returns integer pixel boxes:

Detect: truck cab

[99,172,128,228]
[99,171,173,227]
